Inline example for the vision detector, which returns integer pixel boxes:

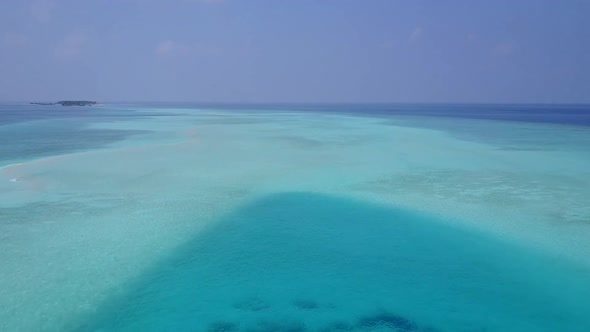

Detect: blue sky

[1,0,589,103]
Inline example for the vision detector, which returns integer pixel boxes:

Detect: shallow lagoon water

[1,104,590,331]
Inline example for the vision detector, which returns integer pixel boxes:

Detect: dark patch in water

[0,105,174,161]
[208,321,239,332]
[318,321,355,331]
[291,299,319,310]
[421,327,443,332]
[247,320,307,332]
[0,126,151,162]
[358,312,418,331]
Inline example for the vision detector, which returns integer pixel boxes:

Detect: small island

[31,100,98,106]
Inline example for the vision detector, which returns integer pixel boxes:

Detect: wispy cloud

[54,33,88,59]
[409,27,423,42]
[155,40,191,57]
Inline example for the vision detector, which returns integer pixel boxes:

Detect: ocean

[1,103,589,331]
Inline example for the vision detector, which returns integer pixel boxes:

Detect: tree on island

[30,100,98,106]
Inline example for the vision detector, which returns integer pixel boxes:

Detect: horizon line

[3,100,590,106]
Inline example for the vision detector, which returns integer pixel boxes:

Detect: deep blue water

[74,193,590,331]
[0,103,180,126]
[340,103,590,127]
[2,102,589,163]
[3,103,589,128]
[0,104,180,163]
[122,102,590,127]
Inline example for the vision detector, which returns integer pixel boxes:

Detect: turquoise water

[76,193,589,332]
[1,104,590,331]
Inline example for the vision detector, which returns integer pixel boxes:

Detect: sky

[0,0,589,103]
